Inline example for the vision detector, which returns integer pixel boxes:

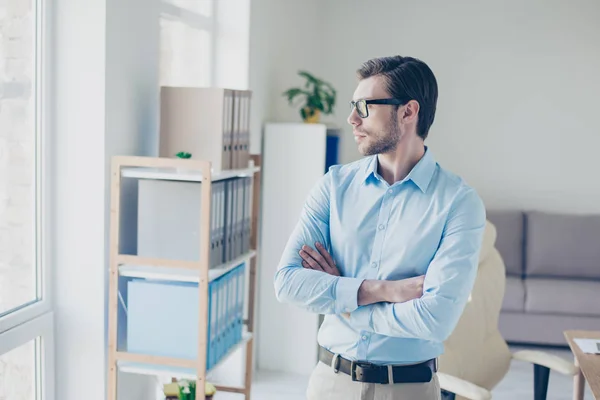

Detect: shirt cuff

[349,304,374,331]
[335,277,364,314]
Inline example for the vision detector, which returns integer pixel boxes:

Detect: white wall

[105,0,161,397]
[318,0,600,214]
[54,0,161,397]
[105,0,160,159]
[53,0,107,399]
[248,0,327,154]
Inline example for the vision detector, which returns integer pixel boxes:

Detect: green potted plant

[174,151,193,173]
[283,71,336,123]
[171,379,216,400]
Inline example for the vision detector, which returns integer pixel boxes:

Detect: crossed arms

[273,173,486,342]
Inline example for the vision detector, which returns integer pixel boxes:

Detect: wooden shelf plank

[119,251,256,283]
[121,165,260,183]
[117,362,197,380]
[117,255,199,270]
[115,351,197,369]
[117,333,253,379]
[214,385,246,394]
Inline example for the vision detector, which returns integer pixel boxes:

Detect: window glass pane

[0,0,39,316]
[160,0,212,86]
[167,0,212,17]
[214,0,250,88]
[0,339,36,400]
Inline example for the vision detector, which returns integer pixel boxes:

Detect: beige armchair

[437,221,578,400]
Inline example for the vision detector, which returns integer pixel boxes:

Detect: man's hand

[299,242,341,276]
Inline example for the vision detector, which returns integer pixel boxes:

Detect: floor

[214,346,595,400]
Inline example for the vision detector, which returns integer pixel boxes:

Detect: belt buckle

[350,361,359,382]
[350,360,372,382]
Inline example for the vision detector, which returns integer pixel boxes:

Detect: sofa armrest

[512,350,578,375]
[437,372,492,400]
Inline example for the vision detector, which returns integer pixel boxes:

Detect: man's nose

[347,107,361,127]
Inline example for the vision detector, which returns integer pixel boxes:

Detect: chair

[437,220,578,400]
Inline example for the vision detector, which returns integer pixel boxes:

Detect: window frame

[0,0,55,398]
[0,312,55,400]
[0,0,53,331]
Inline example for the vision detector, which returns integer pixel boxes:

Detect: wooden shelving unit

[107,154,262,400]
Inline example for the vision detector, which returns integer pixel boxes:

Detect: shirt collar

[362,156,379,183]
[362,146,437,193]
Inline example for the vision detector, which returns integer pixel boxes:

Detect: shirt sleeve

[349,188,486,342]
[273,171,365,315]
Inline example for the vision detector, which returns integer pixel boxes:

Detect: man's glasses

[349,98,407,118]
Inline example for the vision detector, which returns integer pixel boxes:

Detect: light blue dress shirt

[273,147,486,365]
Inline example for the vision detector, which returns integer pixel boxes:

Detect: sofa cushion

[526,211,600,278]
[525,278,600,317]
[485,210,525,276]
[499,312,600,346]
[502,276,525,312]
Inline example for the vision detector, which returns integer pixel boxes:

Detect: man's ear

[401,100,420,124]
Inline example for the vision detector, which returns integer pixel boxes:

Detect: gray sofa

[486,210,600,346]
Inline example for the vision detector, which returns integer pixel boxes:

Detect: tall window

[0,0,54,399]
[160,0,214,87]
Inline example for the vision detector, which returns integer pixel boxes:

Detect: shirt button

[371,262,378,268]
[388,189,393,194]
[378,224,386,230]
[361,335,367,341]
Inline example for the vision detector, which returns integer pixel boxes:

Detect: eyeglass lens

[351,100,368,118]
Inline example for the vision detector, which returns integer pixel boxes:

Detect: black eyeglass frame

[349,98,409,118]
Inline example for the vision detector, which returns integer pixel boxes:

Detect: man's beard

[358,113,400,156]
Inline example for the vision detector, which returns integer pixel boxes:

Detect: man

[274,55,486,400]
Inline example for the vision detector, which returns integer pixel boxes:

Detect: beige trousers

[306,361,441,400]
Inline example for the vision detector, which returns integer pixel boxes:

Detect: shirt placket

[367,187,395,278]
[356,186,395,360]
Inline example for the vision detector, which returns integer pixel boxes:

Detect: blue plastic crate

[125,263,246,370]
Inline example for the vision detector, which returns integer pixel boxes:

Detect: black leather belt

[318,346,437,384]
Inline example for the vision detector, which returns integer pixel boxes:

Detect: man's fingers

[302,245,329,269]
[315,243,341,276]
[315,242,336,268]
[299,249,316,265]
[303,245,327,265]
[300,244,341,277]
[299,249,324,271]
[299,249,324,272]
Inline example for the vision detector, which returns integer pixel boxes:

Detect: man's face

[347,75,401,156]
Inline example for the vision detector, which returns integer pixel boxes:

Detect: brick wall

[0,0,36,399]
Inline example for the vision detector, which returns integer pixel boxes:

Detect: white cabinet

[257,122,327,375]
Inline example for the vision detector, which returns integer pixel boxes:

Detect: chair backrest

[438,220,512,392]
